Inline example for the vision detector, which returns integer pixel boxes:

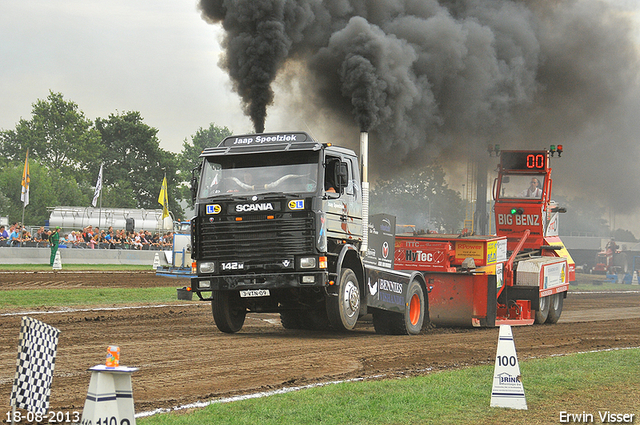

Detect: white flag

[92,164,103,207]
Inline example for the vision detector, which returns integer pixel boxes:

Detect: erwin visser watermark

[559,411,636,423]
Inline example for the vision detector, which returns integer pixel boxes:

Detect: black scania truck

[189,131,428,334]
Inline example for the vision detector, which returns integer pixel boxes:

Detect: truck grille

[196,213,315,262]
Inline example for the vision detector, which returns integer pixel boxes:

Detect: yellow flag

[21,150,30,207]
[158,176,169,219]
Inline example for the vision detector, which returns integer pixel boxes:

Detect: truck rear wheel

[404,279,426,335]
[535,294,550,324]
[545,293,564,324]
[372,280,425,335]
[211,290,246,333]
[327,268,360,331]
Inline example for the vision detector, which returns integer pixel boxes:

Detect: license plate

[239,289,270,298]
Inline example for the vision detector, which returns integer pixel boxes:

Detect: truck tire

[403,279,426,335]
[211,290,246,333]
[534,294,550,324]
[545,293,564,324]
[372,280,426,335]
[280,311,303,330]
[327,268,360,331]
[280,309,331,331]
[372,309,393,334]
[303,309,331,331]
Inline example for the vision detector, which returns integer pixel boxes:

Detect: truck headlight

[299,257,317,269]
[199,280,211,289]
[199,262,215,273]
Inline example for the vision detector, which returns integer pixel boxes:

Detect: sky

[0,0,254,153]
[2,0,640,235]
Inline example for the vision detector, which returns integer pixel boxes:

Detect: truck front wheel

[212,290,246,333]
[327,268,360,330]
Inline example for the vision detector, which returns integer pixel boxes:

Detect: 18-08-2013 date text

[5,410,81,423]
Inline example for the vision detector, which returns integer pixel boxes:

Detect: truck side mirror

[190,165,200,203]
[190,177,198,203]
[335,162,348,191]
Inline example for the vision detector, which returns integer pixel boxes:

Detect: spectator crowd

[0,223,175,250]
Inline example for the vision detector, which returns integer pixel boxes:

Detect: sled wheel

[534,294,550,324]
[327,268,360,330]
[211,290,246,333]
[545,292,564,324]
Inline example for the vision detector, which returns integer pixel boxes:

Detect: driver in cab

[520,177,542,198]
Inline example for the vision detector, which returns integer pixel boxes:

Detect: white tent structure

[48,207,173,232]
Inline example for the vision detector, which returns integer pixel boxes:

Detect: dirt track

[1,271,639,415]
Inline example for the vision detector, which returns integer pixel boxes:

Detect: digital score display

[500,151,549,171]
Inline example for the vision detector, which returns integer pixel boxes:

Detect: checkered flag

[10,317,60,414]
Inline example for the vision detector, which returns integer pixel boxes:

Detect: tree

[0,91,104,184]
[94,111,183,218]
[370,165,464,233]
[178,123,232,205]
[179,123,232,176]
[553,195,610,237]
[0,159,89,226]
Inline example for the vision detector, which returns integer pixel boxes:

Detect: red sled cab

[395,147,573,327]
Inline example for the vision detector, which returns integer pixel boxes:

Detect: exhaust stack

[360,131,369,255]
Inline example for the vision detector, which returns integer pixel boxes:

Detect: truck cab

[189,131,427,334]
[191,132,360,289]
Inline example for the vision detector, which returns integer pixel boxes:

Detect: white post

[490,325,527,409]
[81,365,138,425]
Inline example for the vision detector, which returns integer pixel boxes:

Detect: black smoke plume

[200,0,640,216]
[199,0,295,133]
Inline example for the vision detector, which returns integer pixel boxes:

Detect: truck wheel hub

[344,281,359,315]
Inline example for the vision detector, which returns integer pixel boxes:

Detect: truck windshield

[198,151,319,199]
[498,174,545,199]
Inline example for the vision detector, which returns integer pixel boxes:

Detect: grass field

[137,348,640,425]
[0,287,178,309]
[0,264,152,271]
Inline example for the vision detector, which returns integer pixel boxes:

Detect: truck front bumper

[191,271,329,292]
